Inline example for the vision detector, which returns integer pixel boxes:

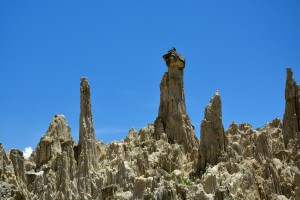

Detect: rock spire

[198,91,225,172]
[283,68,300,147]
[77,77,99,195]
[154,48,198,152]
[78,77,98,170]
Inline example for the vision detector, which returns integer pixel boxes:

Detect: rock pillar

[283,68,300,147]
[198,91,225,172]
[154,48,198,152]
[77,77,99,196]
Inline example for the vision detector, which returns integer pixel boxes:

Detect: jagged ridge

[0,50,299,200]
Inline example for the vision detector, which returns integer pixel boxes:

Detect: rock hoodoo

[154,48,199,152]
[283,68,300,147]
[198,91,226,172]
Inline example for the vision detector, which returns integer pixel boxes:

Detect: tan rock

[77,77,100,197]
[35,114,75,169]
[283,68,300,147]
[198,91,226,172]
[31,114,78,199]
[1,56,300,199]
[9,149,26,185]
[0,143,10,180]
[154,48,198,153]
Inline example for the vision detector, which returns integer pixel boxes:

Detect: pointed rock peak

[270,117,281,128]
[79,76,95,143]
[198,92,226,172]
[229,121,238,129]
[227,121,239,135]
[43,114,73,140]
[230,121,237,126]
[204,91,222,122]
[215,90,220,96]
[210,90,221,103]
[286,67,293,79]
[162,47,185,68]
[35,114,75,168]
[80,77,90,100]
[78,75,99,177]
[81,76,89,86]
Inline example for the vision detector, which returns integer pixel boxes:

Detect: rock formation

[198,91,226,172]
[154,48,199,152]
[77,77,100,197]
[0,145,29,199]
[33,114,78,199]
[78,77,99,171]
[283,68,300,148]
[0,50,299,199]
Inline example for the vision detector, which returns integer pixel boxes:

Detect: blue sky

[0,1,299,152]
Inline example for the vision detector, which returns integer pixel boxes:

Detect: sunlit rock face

[77,77,101,197]
[30,114,79,199]
[35,114,75,169]
[78,77,99,172]
[198,91,226,172]
[154,48,199,153]
[1,50,300,199]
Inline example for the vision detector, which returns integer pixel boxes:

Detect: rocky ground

[0,49,299,199]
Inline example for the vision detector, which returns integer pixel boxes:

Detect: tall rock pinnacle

[77,77,99,195]
[198,91,225,172]
[283,68,300,147]
[154,48,198,152]
[78,77,97,148]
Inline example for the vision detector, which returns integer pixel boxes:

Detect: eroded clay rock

[9,149,26,185]
[35,114,75,169]
[0,143,10,180]
[283,68,300,147]
[1,59,300,200]
[77,77,101,197]
[78,77,99,171]
[31,114,79,200]
[0,144,30,199]
[154,48,198,153]
[198,91,226,172]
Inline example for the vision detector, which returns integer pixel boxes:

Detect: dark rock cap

[162,47,185,68]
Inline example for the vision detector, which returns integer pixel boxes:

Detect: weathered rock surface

[0,51,299,199]
[283,68,300,148]
[198,91,226,172]
[0,144,29,199]
[29,114,79,199]
[77,77,102,198]
[154,48,199,153]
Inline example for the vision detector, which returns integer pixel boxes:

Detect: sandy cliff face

[0,49,299,200]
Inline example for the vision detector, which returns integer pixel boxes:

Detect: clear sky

[0,1,300,153]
